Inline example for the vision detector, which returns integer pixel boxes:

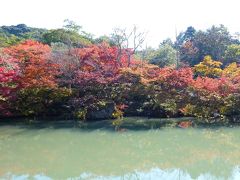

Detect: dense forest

[1,21,240,122]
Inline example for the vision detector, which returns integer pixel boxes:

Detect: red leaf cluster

[4,40,58,89]
[71,44,139,85]
[0,55,19,115]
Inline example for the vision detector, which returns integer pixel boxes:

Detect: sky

[1,0,240,47]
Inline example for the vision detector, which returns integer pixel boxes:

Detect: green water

[0,118,240,180]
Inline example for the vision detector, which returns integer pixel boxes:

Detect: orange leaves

[192,77,219,92]
[4,40,51,63]
[118,64,195,91]
[160,67,194,88]
[20,62,58,88]
[4,40,58,89]
[192,76,237,97]
[177,121,192,128]
[119,63,160,84]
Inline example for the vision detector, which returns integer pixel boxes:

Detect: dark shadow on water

[1,116,240,132]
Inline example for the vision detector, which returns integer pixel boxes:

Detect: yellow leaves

[195,56,240,81]
[222,62,240,78]
[194,55,222,77]
[75,108,87,121]
[112,109,123,119]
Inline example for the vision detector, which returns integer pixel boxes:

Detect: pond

[0,117,240,180]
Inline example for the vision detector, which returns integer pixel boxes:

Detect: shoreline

[1,116,240,130]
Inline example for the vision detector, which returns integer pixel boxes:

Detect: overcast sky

[1,0,240,47]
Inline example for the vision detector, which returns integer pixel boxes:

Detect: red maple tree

[4,40,59,89]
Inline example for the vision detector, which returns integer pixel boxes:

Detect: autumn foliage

[1,40,240,121]
[0,55,19,115]
[4,40,59,89]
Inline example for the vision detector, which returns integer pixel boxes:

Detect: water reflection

[1,118,240,179]
[3,167,240,180]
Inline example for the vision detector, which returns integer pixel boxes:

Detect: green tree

[0,34,22,47]
[63,19,82,33]
[94,35,116,46]
[194,25,233,62]
[135,46,156,61]
[0,24,47,44]
[42,29,92,48]
[160,38,174,47]
[175,26,196,48]
[176,25,235,66]
[149,44,177,67]
[223,44,240,65]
